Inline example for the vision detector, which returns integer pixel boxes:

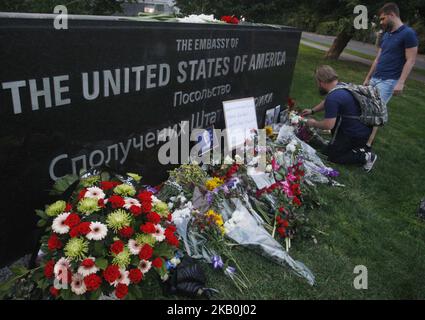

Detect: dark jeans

[326,131,368,166]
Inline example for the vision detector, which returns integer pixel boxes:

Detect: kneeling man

[302,65,377,172]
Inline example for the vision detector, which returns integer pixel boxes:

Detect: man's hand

[363,78,370,86]
[393,82,404,95]
[306,118,317,128]
[301,109,313,116]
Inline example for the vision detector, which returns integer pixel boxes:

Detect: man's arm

[393,46,418,95]
[363,48,382,85]
[306,117,336,130]
[301,100,325,116]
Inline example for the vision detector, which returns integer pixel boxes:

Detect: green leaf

[90,289,102,300]
[0,279,15,299]
[37,219,47,227]
[154,243,175,259]
[49,174,79,196]
[93,241,105,256]
[10,265,29,277]
[60,289,72,300]
[95,258,108,270]
[35,209,48,219]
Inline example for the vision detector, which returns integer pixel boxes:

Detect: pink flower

[282,181,294,197]
[271,158,280,171]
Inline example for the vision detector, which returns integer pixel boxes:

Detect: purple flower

[146,186,158,194]
[212,255,224,269]
[225,266,236,276]
[206,192,214,205]
[318,168,339,177]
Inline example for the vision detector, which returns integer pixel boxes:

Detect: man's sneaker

[363,152,377,172]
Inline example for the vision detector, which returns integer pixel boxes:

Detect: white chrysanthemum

[139,259,152,274]
[71,273,87,295]
[112,268,130,287]
[86,221,108,241]
[123,197,141,210]
[77,257,99,277]
[54,257,71,278]
[265,164,272,173]
[84,186,105,200]
[128,239,142,255]
[152,224,165,242]
[151,195,160,204]
[52,212,70,234]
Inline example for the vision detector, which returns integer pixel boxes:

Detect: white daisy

[123,197,141,210]
[128,239,142,255]
[84,186,105,200]
[152,224,165,242]
[77,257,99,277]
[112,268,130,287]
[139,259,152,274]
[54,257,71,275]
[52,212,70,234]
[86,221,108,241]
[71,273,87,295]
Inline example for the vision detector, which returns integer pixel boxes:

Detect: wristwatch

[311,108,315,114]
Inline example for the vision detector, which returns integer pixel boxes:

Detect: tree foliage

[0,0,127,15]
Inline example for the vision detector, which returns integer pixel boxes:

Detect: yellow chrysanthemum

[265,126,273,137]
[205,177,224,191]
[205,209,225,234]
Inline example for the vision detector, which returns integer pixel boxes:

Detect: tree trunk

[325,30,354,60]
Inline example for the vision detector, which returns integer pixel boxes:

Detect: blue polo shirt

[373,25,418,80]
[325,86,372,139]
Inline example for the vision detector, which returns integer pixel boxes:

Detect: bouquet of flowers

[32,169,180,300]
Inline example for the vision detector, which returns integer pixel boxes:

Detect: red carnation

[69,226,80,238]
[167,213,172,222]
[78,222,92,235]
[277,227,286,237]
[140,201,152,213]
[64,213,80,228]
[139,244,153,260]
[103,265,120,283]
[109,195,125,208]
[137,191,152,203]
[119,226,134,238]
[100,181,115,191]
[129,205,142,216]
[166,235,179,247]
[129,268,143,284]
[81,258,95,268]
[140,222,156,234]
[279,207,285,213]
[44,260,55,279]
[115,283,128,300]
[281,220,289,228]
[98,199,105,208]
[65,203,73,212]
[110,240,124,255]
[147,212,161,224]
[84,274,102,292]
[49,286,60,297]
[48,234,62,251]
[292,196,302,207]
[78,188,87,200]
[152,257,163,268]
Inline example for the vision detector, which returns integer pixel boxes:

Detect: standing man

[363,2,418,148]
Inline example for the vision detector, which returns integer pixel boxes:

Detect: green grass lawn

[142,44,425,300]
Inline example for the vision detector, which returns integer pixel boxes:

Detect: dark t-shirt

[325,87,372,139]
[373,25,418,80]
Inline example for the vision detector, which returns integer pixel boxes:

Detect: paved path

[300,34,425,84]
[302,32,425,70]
